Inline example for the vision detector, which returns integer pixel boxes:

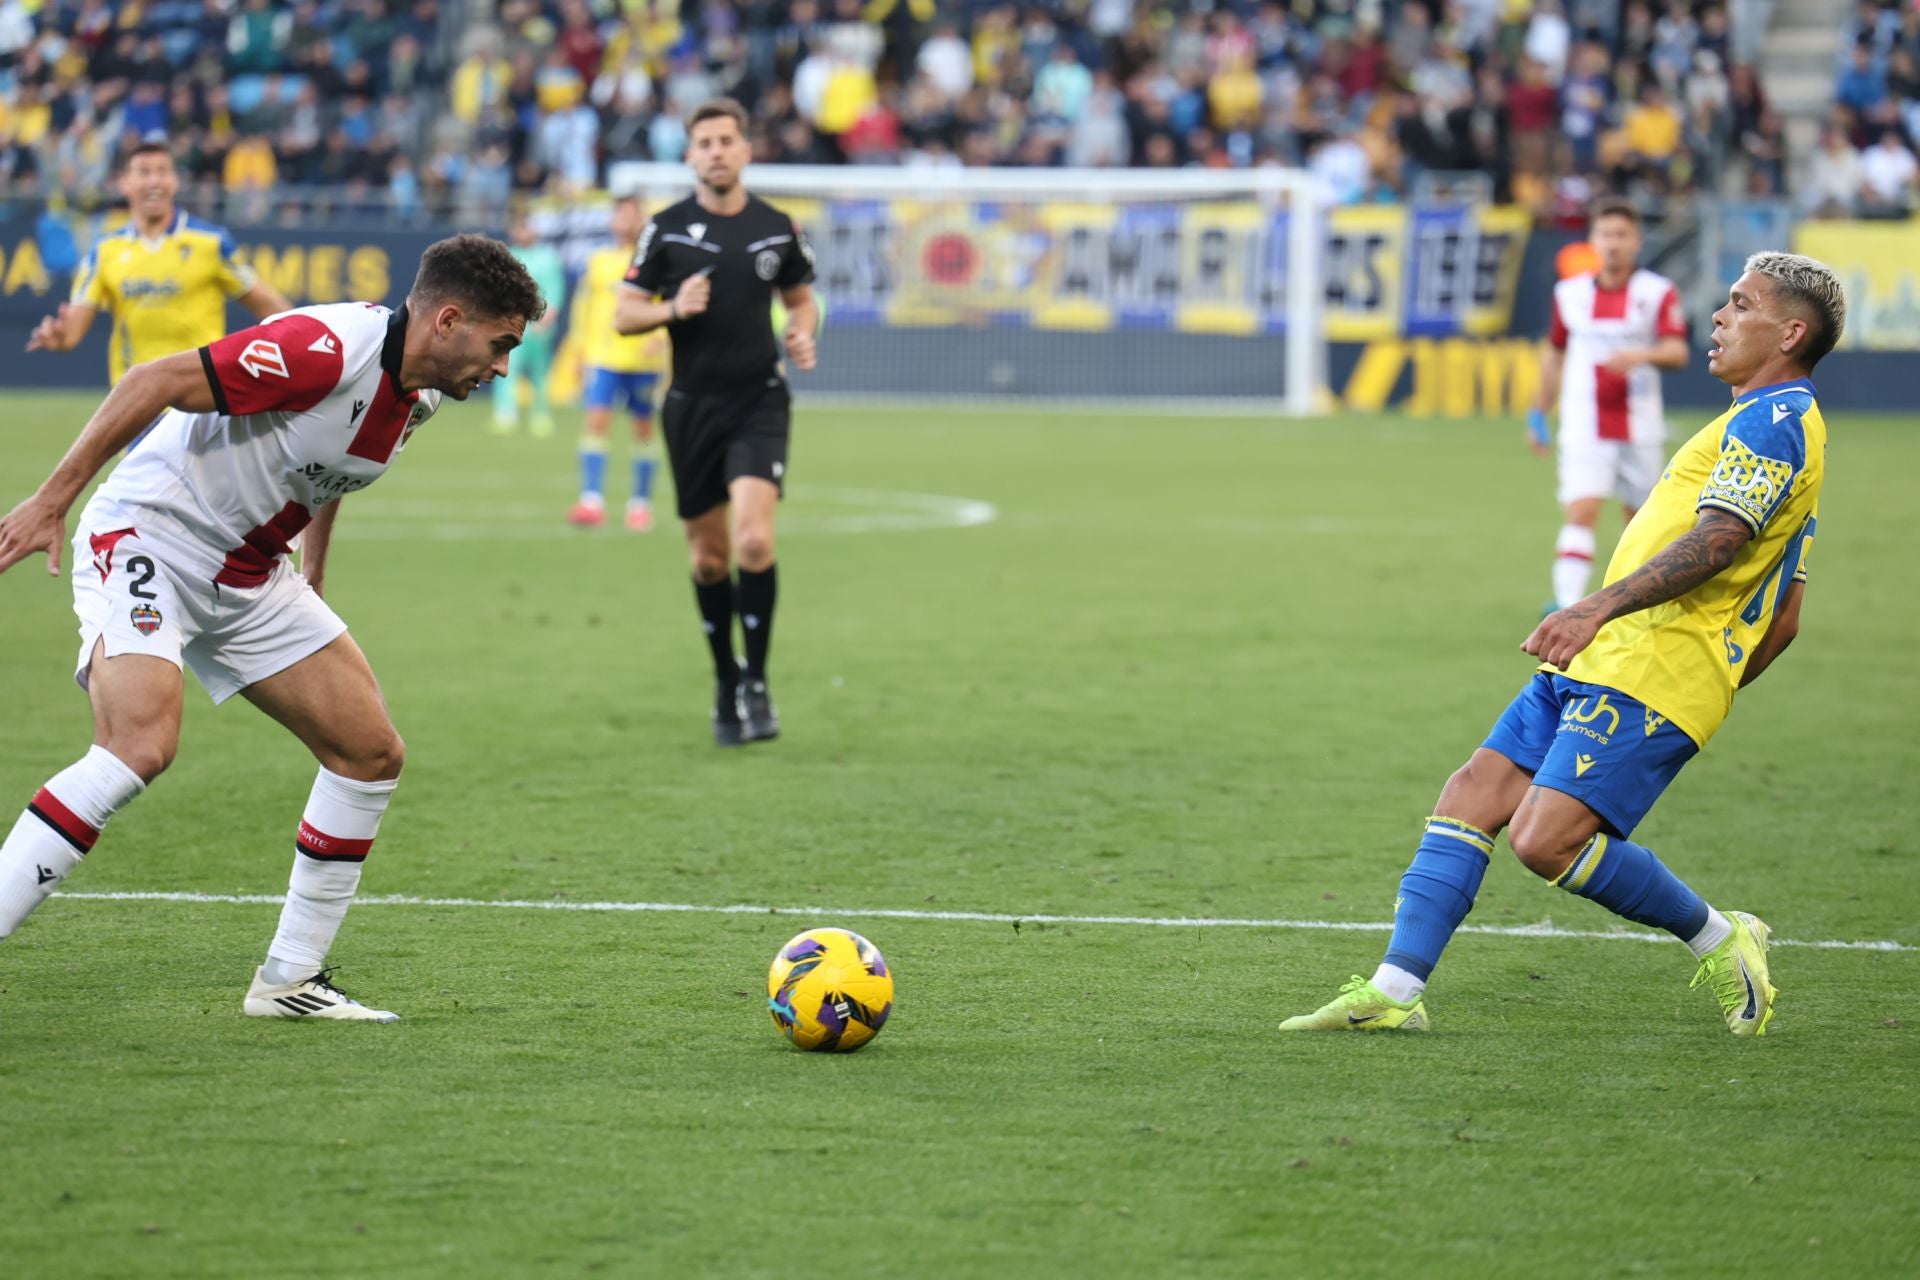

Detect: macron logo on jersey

[1773,402,1793,425]
[309,334,338,355]
[237,340,289,379]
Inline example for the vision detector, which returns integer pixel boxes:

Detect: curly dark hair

[410,233,547,323]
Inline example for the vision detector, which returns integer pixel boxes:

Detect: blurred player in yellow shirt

[26,143,292,386]
[569,195,668,532]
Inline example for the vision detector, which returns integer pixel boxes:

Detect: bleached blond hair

[1744,251,1847,368]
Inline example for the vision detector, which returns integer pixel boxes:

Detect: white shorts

[71,511,346,705]
[1557,437,1669,508]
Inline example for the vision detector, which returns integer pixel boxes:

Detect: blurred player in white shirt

[0,236,546,1021]
[1528,200,1690,609]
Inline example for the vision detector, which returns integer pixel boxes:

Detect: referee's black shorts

[661,377,791,520]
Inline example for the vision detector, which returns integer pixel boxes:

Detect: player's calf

[254,766,398,1003]
[0,746,146,940]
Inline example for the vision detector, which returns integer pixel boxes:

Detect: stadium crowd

[2,0,1916,225]
[0,0,448,219]
[1804,0,1920,218]
[455,0,1756,221]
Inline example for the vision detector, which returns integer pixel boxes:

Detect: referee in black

[614,98,819,746]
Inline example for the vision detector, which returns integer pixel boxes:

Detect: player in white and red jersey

[0,235,546,1021]
[1528,200,1690,609]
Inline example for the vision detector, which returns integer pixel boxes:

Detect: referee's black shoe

[713,677,746,747]
[740,676,780,743]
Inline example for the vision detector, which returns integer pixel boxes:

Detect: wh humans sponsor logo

[121,278,182,301]
[1703,435,1794,525]
[1560,693,1620,745]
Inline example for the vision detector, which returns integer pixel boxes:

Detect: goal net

[600,163,1327,415]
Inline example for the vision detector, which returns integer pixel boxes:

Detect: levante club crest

[130,604,162,636]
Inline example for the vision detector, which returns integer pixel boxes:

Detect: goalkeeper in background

[494,208,565,437]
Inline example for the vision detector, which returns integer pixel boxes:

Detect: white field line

[52,891,1916,953]
[334,486,998,541]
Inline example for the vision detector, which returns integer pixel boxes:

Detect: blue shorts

[1481,673,1698,837]
[583,368,659,417]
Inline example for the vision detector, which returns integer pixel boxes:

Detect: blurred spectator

[1837,41,1889,116]
[918,21,973,102]
[1803,124,1862,217]
[1623,83,1683,172]
[1838,1,1901,68]
[1859,126,1917,215]
[1524,0,1572,83]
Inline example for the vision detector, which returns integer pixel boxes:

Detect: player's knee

[734,529,774,571]
[370,730,406,781]
[1506,821,1580,880]
[1434,759,1514,835]
[336,729,405,783]
[690,549,731,584]
[108,737,176,785]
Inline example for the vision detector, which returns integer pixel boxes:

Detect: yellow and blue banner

[1793,220,1920,350]
[775,198,1532,342]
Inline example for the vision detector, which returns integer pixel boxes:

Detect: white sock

[1685,906,1733,959]
[1370,962,1426,1004]
[0,746,145,939]
[263,768,397,980]
[1552,524,1597,608]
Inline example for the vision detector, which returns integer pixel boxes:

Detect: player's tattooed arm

[1523,508,1752,670]
[1592,508,1752,616]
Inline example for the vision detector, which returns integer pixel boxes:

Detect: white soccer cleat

[244,967,399,1022]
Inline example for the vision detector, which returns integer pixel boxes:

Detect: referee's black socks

[693,575,737,683]
[736,563,777,680]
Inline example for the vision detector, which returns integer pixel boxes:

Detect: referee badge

[755,250,781,281]
[130,604,163,636]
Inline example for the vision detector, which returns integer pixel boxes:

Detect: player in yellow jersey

[25,143,293,387]
[1282,252,1846,1038]
[568,195,669,532]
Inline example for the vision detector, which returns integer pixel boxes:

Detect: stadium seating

[0,0,1783,225]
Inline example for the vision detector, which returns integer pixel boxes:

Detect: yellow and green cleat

[1279,975,1431,1032]
[1690,910,1778,1036]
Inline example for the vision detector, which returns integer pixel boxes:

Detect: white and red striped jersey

[88,303,440,588]
[1549,269,1687,446]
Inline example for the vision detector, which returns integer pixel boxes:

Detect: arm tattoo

[1583,510,1751,623]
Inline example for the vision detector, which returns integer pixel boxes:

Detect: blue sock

[579,447,607,500]
[1381,817,1494,981]
[632,456,656,503]
[1554,834,1709,939]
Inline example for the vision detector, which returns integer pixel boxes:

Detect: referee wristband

[670,300,680,321]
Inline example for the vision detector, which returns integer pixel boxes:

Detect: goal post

[603,162,1328,415]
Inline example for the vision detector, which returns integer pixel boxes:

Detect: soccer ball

[766,928,895,1052]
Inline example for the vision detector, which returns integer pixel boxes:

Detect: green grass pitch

[2,391,1916,1277]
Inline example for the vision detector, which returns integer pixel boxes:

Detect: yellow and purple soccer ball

[766,928,894,1052]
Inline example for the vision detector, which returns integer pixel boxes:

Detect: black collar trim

[382,303,408,390]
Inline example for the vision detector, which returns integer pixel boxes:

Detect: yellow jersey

[579,245,666,375]
[70,211,257,384]
[1564,378,1824,747]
